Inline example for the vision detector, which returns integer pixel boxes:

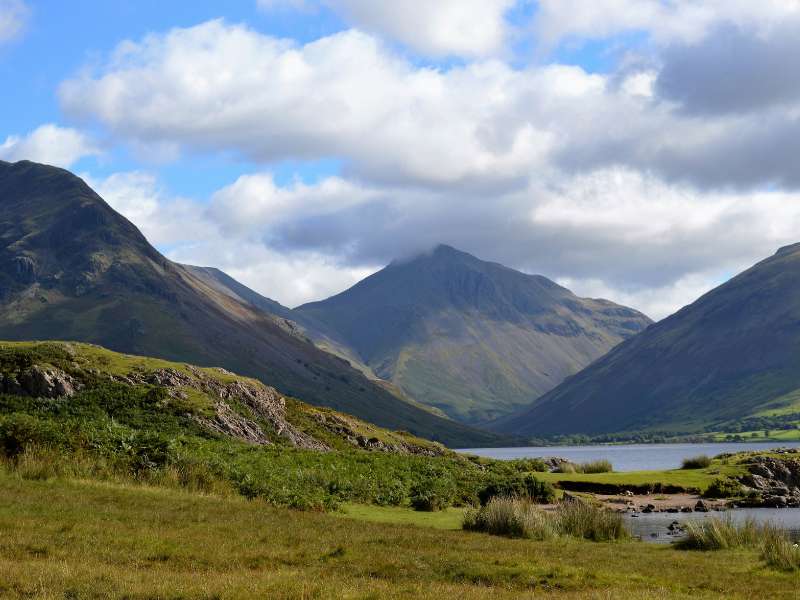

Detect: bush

[463,497,629,542]
[703,477,743,498]
[579,459,613,474]
[478,474,556,506]
[681,455,712,469]
[409,477,455,512]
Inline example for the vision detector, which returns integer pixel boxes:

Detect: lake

[458,442,800,472]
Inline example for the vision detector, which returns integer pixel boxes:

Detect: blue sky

[2,1,799,318]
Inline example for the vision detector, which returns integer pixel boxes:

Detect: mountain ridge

[493,243,800,437]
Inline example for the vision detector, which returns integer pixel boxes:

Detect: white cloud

[60,21,558,188]
[534,0,800,48]
[84,171,215,248]
[0,124,97,168]
[326,0,515,57]
[0,0,28,44]
[258,0,516,57]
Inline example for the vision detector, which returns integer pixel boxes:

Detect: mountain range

[0,159,502,447]
[494,243,800,438]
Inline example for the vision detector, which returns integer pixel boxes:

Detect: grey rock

[17,366,79,398]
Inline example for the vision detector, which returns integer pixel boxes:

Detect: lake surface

[625,508,800,544]
[457,442,800,472]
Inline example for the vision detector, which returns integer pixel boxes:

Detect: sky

[2,0,800,319]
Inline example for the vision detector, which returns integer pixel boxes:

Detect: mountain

[493,243,800,438]
[0,159,505,447]
[294,245,652,424]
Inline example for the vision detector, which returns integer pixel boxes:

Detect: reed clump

[463,496,628,542]
[677,515,800,570]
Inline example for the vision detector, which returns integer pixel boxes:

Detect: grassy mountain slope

[0,340,544,511]
[494,243,800,437]
[295,245,651,424]
[0,160,503,447]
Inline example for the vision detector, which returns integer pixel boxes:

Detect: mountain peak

[296,245,651,424]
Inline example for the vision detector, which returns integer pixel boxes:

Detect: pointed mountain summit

[493,244,800,438]
[0,160,504,447]
[295,244,651,424]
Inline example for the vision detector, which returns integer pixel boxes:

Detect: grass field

[1,470,798,599]
[535,459,746,492]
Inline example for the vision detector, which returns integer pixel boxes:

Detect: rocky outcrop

[736,451,800,508]
[309,411,443,456]
[128,367,329,451]
[1,365,79,398]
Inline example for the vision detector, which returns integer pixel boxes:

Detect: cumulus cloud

[656,20,800,115]
[0,124,97,167]
[84,171,215,248]
[534,0,800,48]
[258,0,516,57]
[0,0,28,43]
[60,21,559,189]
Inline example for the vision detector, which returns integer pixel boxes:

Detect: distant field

[535,460,746,493]
[1,471,798,599]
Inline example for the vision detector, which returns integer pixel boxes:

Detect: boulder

[695,500,709,512]
[17,366,79,398]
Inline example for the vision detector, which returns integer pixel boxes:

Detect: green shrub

[703,477,743,498]
[477,474,555,506]
[409,477,455,511]
[682,455,712,469]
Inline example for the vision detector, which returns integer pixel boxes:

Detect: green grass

[1,472,799,599]
[338,503,466,530]
[535,461,745,493]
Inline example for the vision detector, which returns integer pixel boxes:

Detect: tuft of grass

[463,497,628,542]
[679,514,800,570]
[579,459,613,474]
[676,516,779,550]
[553,460,613,474]
[762,535,800,571]
[681,455,712,469]
[556,500,629,541]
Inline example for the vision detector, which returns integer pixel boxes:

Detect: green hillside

[0,340,537,509]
